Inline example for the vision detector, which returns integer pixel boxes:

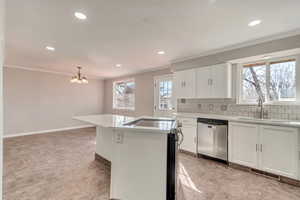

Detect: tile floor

[177,154,300,200]
[4,128,300,200]
[4,128,110,200]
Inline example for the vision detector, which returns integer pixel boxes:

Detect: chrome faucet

[257,97,266,119]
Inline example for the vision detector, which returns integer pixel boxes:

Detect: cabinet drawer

[177,117,197,127]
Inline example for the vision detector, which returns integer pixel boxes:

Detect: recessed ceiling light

[248,20,261,27]
[45,46,55,51]
[74,12,87,20]
[157,51,165,55]
[262,55,271,59]
[116,64,122,67]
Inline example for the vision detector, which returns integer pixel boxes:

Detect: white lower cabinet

[229,123,259,169]
[181,126,197,154]
[178,117,197,154]
[259,125,298,178]
[229,122,299,179]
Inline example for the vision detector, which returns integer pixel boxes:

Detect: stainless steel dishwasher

[197,118,228,162]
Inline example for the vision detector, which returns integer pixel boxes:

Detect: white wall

[173,35,300,71]
[0,0,5,197]
[4,67,104,136]
[0,0,4,198]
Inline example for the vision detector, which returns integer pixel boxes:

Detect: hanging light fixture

[70,66,88,84]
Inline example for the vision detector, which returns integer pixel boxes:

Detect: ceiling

[5,0,300,79]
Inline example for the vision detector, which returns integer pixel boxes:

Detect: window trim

[112,78,135,110]
[237,55,298,105]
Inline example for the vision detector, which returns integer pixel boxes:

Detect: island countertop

[73,114,174,200]
[73,114,175,133]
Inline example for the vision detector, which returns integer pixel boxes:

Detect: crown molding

[4,65,104,80]
[171,28,300,64]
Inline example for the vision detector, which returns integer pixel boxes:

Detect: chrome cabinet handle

[194,136,197,144]
[207,79,213,85]
[260,144,263,152]
[256,144,258,152]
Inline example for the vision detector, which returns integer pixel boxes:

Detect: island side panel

[110,130,168,200]
[96,126,114,161]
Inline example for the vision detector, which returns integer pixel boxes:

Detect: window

[158,80,173,110]
[113,79,135,110]
[240,58,296,104]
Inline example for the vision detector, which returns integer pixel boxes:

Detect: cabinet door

[180,126,197,154]
[174,69,196,99]
[211,63,231,98]
[196,66,211,98]
[229,123,259,169]
[259,126,298,179]
[178,117,197,154]
[173,71,184,100]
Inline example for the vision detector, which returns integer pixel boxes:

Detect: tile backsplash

[177,98,300,120]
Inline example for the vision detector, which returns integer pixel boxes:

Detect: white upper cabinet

[174,69,196,99]
[211,63,232,98]
[174,63,231,99]
[195,63,232,99]
[196,66,211,98]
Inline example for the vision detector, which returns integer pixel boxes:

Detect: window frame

[153,74,174,116]
[112,79,135,110]
[237,55,299,105]
[156,77,173,111]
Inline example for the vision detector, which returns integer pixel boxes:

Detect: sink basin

[123,118,175,129]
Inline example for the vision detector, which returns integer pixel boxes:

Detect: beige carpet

[4,128,300,200]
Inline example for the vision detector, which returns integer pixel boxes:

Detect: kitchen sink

[123,118,175,128]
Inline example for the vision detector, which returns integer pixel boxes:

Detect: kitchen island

[73,114,177,200]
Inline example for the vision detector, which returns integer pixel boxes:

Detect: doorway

[154,74,174,117]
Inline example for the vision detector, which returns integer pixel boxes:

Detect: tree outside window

[242,59,296,103]
[158,80,172,110]
[113,80,135,110]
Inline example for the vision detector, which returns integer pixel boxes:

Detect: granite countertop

[73,114,176,133]
[173,112,300,128]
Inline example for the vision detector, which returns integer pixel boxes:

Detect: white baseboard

[3,125,95,138]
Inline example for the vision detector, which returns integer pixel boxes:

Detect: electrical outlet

[115,132,124,144]
[208,104,214,111]
[221,105,228,111]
